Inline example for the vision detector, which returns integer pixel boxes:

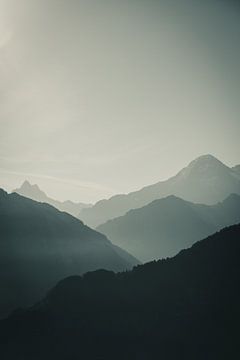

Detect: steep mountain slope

[97,193,240,261]
[0,189,138,318]
[80,155,240,228]
[13,180,92,217]
[232,164,240,179]
[1,224,239,360]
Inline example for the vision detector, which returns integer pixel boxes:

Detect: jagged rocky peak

[21,180,41,191]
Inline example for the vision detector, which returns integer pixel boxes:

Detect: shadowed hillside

[97,193,240,261]
[1,224,239,360]
[0,189,139,318]
[232,164,240,178]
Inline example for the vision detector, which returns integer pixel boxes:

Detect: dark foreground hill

[97,193,240,261]
[0,189,138,318]
[80,154,240,228]
[1,224,239,360]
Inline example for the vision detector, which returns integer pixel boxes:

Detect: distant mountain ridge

[80,155,240,228]
[13,180,92,217]
[0,189,139,318]
[1,224,239,359]
[97,193,240,262]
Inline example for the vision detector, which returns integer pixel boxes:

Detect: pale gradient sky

[0,0,240,203]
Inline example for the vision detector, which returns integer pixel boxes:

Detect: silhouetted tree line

[1,224,240,360]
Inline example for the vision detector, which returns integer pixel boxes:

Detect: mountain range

[13,180,92,217]
[0,189,138,318]
[1,224,239,359]
[97,193,240,261]
[80,155,240,228]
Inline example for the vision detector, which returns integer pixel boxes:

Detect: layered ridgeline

[80,155,240,228]
[97,193,240,262]
[13,180,92,217]
[0,189,138,318]
[1,224,239,360]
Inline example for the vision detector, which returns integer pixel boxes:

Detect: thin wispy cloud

[0,168,115,193]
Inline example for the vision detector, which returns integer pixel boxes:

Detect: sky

[0,0,240,203]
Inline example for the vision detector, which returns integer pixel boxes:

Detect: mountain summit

[177,154,232,179]
[16,180,48,202]
[13,181,92,217]
[80,154,240,228]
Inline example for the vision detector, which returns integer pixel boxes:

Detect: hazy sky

[0,0,240,203]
